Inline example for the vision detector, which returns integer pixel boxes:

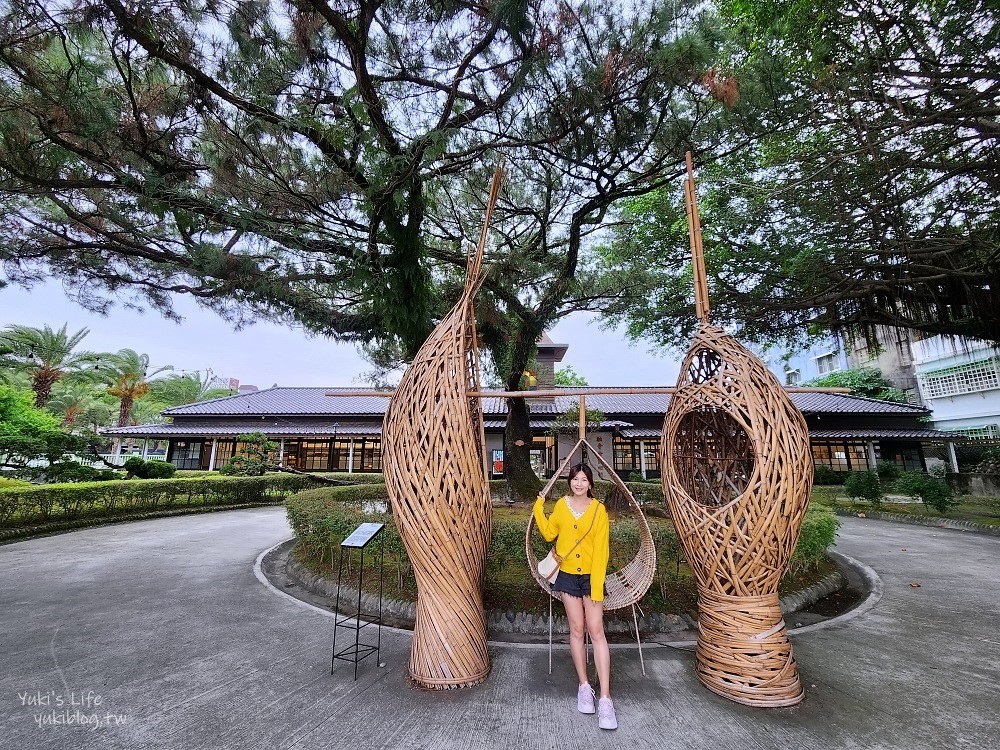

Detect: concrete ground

[0,509,997,750]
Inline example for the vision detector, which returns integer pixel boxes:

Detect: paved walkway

[1,509,997,750]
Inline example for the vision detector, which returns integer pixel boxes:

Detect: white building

[913,335,1000,440]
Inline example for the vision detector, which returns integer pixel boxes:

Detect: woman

[533,463,617,730]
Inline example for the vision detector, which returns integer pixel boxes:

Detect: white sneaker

[577,683,596,714]
[598,696,618,730]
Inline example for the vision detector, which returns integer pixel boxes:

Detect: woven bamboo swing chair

[660,153,814,707]
[381,168,503,689]
[526,413,657,675]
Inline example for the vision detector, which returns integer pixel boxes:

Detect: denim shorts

[552,572,592,599]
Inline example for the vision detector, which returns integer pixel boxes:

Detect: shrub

[27,461,120,484]
[813,465,845,485]
[0,474,313,526]
[789,507,839,576]
[0,475,32,489]
[286,485,686,584]
[142,460,177,479]
[122,457,176,479]
[219,432,276,476]
[927,462,948,480]
[122,457,146,475]
[875,460,900,482]
[286,482,839,610]
[843,470,882,506]
[894,471,958,515]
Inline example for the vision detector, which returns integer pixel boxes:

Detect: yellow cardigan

[533,495,610,601]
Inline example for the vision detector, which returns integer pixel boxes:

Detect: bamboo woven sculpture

[660,154,813,707]
[381,169,502,689]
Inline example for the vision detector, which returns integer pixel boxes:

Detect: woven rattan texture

[661,323,813,707]
[382,272,491,688]
[381,168,500,689]
[526,438,656,611]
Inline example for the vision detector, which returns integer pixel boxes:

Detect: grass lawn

[813,485,1000,527]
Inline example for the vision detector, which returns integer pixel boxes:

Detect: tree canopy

[0,0,740,497]
[0,384,82,467]
[0,0,730,362]
[600,0,1000,350]
[0,324,97,406]
[802,367,909,404]
[554,365,588,386]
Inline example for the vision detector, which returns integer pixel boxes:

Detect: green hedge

[286,484,839,609]
[0,474,315,527]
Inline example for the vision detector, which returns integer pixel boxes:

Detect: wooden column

[947,441,959,473]
[865,442,878,470]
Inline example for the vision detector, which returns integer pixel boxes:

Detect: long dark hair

[567,463,595,498]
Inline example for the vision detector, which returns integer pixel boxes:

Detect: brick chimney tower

[533,333,569,404]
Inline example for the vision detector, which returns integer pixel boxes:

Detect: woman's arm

[589,505,610,602]
[532,495,560,542]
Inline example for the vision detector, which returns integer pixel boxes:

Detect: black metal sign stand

[331,522,386,680]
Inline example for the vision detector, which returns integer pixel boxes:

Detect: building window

[784,368,801,386]
[529,436,556,478]
[918,357,1000,398]
[811,441,868,472]
[885,446,922,472]
[299,439,331,471]
[213,440,236,468]
[613,436,661,476]
[331,439,350,471]
[282,438,381,472]
[170,440,203,470]
[356,438,382,472]
[815,352,840,375]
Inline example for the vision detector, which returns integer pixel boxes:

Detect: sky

[0,280,682,389]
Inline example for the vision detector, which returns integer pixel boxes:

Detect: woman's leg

[584,597,611,697]
[562,593,589,685]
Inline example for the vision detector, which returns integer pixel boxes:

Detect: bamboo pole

[685,151,710,323]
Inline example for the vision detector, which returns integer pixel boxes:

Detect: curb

[833,508,1000,537]
[278,540,847,639]
[0,501,284,544]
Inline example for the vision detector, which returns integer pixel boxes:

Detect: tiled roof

[103,421,380,437]
[155,386,929,419]
[789,392,927,415]
[809,428,964,441]
[619,428,663,439]
[162,387,392,416]
[483,420,555,429]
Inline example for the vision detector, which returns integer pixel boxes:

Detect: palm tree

[104,349,173,428]
[149,372,235,407]
[46,381,102,426]
[0,324,99,406]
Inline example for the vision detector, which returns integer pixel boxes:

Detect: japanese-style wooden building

[106,337,962,479]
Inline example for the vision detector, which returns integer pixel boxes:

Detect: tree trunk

[501,323,544,501]
[31,368,62,407]
[504,396,541,501]
[118,395,134,428]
